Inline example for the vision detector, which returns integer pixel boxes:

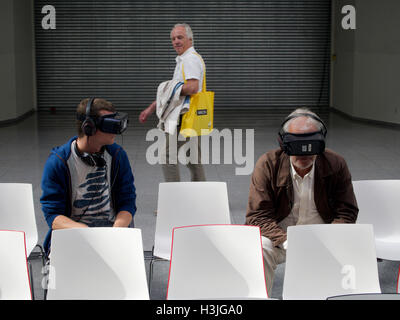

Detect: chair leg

[29,244,47,268]
[28,260,35,300]
[36,244,47,268]
[148,258,155,295]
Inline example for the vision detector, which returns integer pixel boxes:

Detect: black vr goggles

[278,112,327,156]
[78,97,129,136]
[96,112,129,134]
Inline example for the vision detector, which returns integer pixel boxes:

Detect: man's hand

[113,211,132,228]
[139,101,156,123]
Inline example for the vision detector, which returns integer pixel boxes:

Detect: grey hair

[172,23,194,45]
[282,107,324,133]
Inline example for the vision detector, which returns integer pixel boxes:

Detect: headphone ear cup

[82,118,96,136]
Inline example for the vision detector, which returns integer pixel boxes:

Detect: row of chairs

[1,181,400,299]
[2,223,399,300]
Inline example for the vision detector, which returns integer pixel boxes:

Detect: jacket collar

[51,136,121,161]
[277,151,334,187]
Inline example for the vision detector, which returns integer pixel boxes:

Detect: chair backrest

[353,180,400,260]
[0,183,38,256]
[154,182,231,260]
[283,224,381,300]
[46,228,149,300]
[0,230,32,300]
[167,225,268,300]
[353,180,400,235]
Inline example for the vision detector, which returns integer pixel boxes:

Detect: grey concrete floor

[1,108,399,300]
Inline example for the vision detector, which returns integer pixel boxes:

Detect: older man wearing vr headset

[40,97,135,255]
[245,108,358,294]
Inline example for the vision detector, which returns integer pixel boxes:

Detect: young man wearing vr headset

[40,98,135,255]
[245,108,358,294]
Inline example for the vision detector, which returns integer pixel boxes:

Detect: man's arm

[330,157,359,224]
[245,154,287,247]
[52,215,88,229]
[139,100,156,123]
[180,79,199,96]
[112,148,137,222]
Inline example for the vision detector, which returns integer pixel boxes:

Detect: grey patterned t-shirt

[68,140,115,227]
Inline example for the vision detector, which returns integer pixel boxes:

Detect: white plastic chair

[154,182,231,260]
[283,224,381,300]
[148,182,231,290]
[353,180,400,260]
[0,183,40,257]
[0,230,32,300]
[46,228,149,300]
[167,225,269,300]
[0,183,44,299]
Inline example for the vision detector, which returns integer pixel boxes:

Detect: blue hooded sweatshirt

[40,136,136,254]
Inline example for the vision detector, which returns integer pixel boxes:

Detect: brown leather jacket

[245,148,358,247]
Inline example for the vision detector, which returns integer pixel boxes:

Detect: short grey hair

[283,107,324,133]
[172,23,194,45]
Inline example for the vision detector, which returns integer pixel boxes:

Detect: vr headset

[278,112,327,156]
[96,112,129,134]
[77,97,129,136]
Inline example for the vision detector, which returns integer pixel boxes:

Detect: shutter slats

[35,0,330,111]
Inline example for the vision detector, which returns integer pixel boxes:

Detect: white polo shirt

[172,46,204,92]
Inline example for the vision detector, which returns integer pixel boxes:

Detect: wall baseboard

[330,107,400,130]
[0,109,35,127]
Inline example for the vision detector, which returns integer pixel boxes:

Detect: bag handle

[181,52,206,92]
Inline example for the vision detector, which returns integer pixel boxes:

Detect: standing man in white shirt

[139,23,206,182]
[245,108,358,295]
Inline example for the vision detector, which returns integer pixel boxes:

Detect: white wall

[331,0,400,125]
[0,0,35,123]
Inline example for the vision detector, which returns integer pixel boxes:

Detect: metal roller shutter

[34,0,330,111]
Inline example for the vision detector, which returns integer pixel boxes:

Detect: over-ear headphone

[81,97,97,137]
[74,142,106,167]
[278,112,328,156]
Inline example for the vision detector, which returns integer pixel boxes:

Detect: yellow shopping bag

[179,54,214,138]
